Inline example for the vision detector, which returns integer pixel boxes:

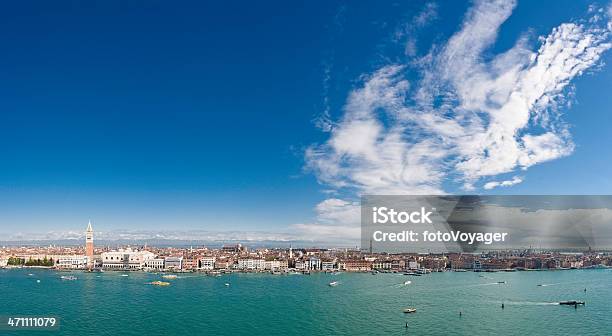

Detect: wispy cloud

[303,0,612,237]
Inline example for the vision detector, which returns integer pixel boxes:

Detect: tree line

[8,256,55,267]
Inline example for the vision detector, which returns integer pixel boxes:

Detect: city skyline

[1,1,612,243]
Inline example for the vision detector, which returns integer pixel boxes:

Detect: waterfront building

[145,258,165,271]
[294,260,305,270]
[372,261,391,270]
[263,259,288,271]
[101,248,156,270]
[214,259,231,270]
[198,257,216,270]
[57,255,89,269]
[237,258,265,270]
[85,220,94,269]
[321,260,336,271]
[164,256,183,270]
[341,260,372,272]
[307,257,321,270]
[182,258,197,270]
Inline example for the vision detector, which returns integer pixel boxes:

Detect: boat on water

[162,274,178,279]
[148,281,170,286]
[403,272,421,276]
[329,281,339,287]
[224,283,230,286]
[403,281,412,285]
[403,308,417,314]
[120,274,129,277]
[559,301,585,305]
[497,281,506,284]
[60,275,77,280]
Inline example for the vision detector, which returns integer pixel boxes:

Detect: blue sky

[1,1,611,241]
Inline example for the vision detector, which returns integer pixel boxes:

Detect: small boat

[120,274,129,277]
[28,273,34,276]
[403,308,417,314]
[497,281,506,284]
[36,280,41,283]
[329,281,339,287]
[224,283,230,287]
[162,274,178,279]
[403,280,412,285]
[60,275,77,280]
[149,281,170,286]
[559,301,585,305]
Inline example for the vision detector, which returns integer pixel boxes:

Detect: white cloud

[308,0,611,195]
[483,176,524,190]
[291,198,361,243]
[303,1,611,239]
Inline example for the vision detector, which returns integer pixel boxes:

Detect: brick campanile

[86,220,94,268]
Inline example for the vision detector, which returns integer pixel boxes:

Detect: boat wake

[537,283,560,287]
[490,300,558,306]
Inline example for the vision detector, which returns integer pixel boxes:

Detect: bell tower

[86,220,94,268]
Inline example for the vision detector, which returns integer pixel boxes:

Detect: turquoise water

[1,268,610,335]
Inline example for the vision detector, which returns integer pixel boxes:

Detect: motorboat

[403,308,417,314]
[162,274,178,279]
[60,275,77,280]
[559,301,585,305]
[329,281,339,287]
[148,281,170,286]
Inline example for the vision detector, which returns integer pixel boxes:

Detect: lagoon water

[1,268,611,335]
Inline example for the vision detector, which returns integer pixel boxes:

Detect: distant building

[101,249,155,270]
[222,244,244,253]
